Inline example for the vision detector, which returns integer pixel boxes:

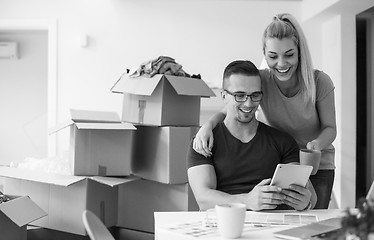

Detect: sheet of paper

[159,212,318,239]
[246,212,318,225]
[162,221,271,239]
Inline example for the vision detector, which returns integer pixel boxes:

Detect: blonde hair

[262,13,316,103]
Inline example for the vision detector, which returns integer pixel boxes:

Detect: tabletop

[154,209,345,240]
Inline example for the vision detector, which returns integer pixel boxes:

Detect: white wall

[0,0,301,156]
[301,0,340,21]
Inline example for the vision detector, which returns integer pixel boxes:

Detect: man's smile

[239,107,254,113]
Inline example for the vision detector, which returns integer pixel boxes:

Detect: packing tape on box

[138,100,146,124]
[98,165,107,176]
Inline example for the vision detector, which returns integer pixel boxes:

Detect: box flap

[0,196,47,227]
[110,76,123,94]
[0,166,86,186]
[0,167,137,187]
[164,75,216,97]
[48,119,74,135]
[48,109,123,135]
[111,74,215,97]
[111,74,163,96]
[70,109,121,123]
[90,175,139,187]
[75,122,136,130]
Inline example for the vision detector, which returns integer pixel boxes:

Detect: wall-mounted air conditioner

[0,42,18,59]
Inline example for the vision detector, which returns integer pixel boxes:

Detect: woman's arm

[193,107,227,157]
[307,91,337,150]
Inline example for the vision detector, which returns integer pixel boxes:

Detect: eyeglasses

[224,89,263,102]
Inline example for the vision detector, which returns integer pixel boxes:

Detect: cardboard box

[0,166,137,236]
[117,179,199,233]
[0,195,46,240]
[49,109,136,176]
[131,125,198,184]
[200,87,224,125]
[111,74,215,126]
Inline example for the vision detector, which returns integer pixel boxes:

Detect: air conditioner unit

[0,42,18,59]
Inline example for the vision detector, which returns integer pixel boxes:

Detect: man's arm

[188,164,284,211]
[188,164,236,210]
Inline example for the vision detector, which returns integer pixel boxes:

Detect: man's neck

[223,118,259,143]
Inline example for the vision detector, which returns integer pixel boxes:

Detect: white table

[154,209,345,240]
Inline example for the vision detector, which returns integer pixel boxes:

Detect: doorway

[356,7,374,203]
[0,19,57,166]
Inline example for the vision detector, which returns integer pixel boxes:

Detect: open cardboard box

[131,125,199,184]
[111,74,215,126]
[49,109,136,176]
[0,195,46,240]
[0,166,137,236]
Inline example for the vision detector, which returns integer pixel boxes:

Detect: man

[187,60,316,211]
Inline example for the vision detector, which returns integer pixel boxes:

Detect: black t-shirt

[187,122,299,194]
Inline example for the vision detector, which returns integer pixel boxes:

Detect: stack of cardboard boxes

[0,72,215,239]
[112,73,215,235]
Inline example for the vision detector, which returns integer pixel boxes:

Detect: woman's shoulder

[313,69,335,100]
[314,69,334,86]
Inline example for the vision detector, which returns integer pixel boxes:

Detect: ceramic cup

[299,149,321,175]
[215,203,246,239]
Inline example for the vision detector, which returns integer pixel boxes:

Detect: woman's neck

[274,74,299,97]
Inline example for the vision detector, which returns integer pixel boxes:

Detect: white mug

[214,203,246,239]
[299,149,321,175]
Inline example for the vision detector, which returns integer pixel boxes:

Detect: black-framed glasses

[224,89,263,102]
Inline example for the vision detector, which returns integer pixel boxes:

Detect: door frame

[0,19,57,156]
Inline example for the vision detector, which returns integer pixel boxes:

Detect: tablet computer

[270,164,313,189]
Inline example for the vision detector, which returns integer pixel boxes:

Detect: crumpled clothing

[0,191,10,204]
[128,56,201,79]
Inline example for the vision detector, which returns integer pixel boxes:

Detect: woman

[193,13,336,209]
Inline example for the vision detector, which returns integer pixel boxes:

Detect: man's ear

[221,90,226,100]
